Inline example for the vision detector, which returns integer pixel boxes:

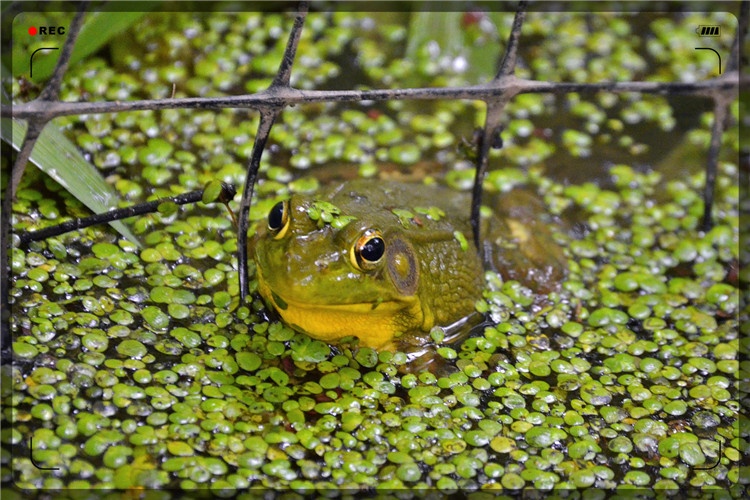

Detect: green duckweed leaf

[290,336,331,363]
[453,230,469,251]
[202,180,225,204]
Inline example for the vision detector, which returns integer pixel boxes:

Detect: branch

[272,0,309,88]
[237,111,278,301]
[4,75,742,121]
[495,0,526,79]
[15,184,236,245]
[38,5,88,102]
[238,1,309,302]
[701,95,732,231]
[472,1,529,249]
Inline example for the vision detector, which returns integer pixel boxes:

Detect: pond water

[4,5,743,496]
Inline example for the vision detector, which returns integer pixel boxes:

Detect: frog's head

[253,190,425,350]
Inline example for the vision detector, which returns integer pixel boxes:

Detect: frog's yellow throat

[256,266,427,351]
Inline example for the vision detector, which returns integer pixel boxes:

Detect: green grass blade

[1,115,140,244]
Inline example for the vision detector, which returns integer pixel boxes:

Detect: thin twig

[3,76,741,121]
[2,121,46,363]
[237,111,278,301]
[471,105,505,250]
[495,0,526,79]
[471,1,528,249]
[701,96,731,231]
[16,185,235,245]
[272,1,309,88]
[8,122,44,203]
[238,2,309,302]
[37,5,88,102]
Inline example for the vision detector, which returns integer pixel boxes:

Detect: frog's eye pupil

[268,201,290,239]
[360,237,385,262]
[352,230,385,271]
[268,202,285,230]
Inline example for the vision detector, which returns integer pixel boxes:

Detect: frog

[253,179,567,351]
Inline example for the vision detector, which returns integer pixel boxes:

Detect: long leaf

[1,114,140,244]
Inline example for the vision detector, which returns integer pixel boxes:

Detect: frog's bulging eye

[351,230,385,271]
[268,200,290,239]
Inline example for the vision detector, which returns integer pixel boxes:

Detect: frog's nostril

[314,257,332,271]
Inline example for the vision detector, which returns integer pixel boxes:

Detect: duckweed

[6,7,741,497]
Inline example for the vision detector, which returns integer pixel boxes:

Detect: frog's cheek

[386,236,418,296]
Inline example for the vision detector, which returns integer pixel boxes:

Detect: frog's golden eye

[351,229,385,271]
[267,200,290,239]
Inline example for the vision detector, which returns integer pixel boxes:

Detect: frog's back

[323,179,567,296]
[323,179,474,234]
[481,188,568,293]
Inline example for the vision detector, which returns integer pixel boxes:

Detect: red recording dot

[28,26,37,36]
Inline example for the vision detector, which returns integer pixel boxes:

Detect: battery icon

[696,25,721,36]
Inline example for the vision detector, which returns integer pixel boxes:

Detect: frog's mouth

[256,266,423,350]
